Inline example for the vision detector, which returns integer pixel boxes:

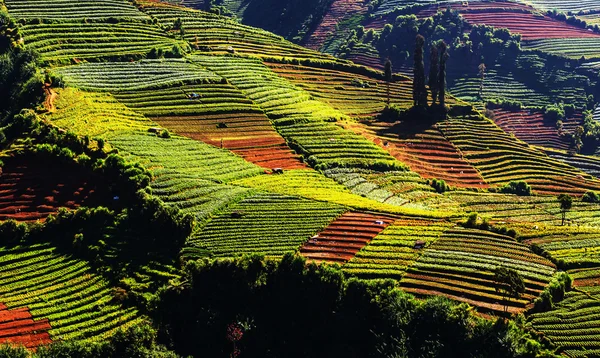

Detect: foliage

[154,254,557,358]
[500,181,533,196]
[413,34,427,107]
[531,272,572,313]
[557,194,573,226]
[493,267,526,313]
[429,178,449,193]
[582,190,600,203]
[0,47,43,118]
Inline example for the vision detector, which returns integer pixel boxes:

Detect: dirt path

[43,84,56,112]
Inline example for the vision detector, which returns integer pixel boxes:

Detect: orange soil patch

[155,112,307,170]
[300,211,397,264]
[0,303,51,349]
[343,121,488,189]
[0,158,107,222]
[304,0,369,50]
[43,84,56,113]
[492,109,582,151]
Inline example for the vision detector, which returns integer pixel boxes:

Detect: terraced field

[0,243,143,343]
[0,303,51,349]
[522,38,600,60]
[55,60,305,169]
[344,120,489,189]
[300,211,397,263]
[519,0,600,12]
[0,156,106,222]
[544,150,600,179]
[303,0,369,51]
[190,193,345,258]
[108,133,263,220]
[401,228,556,314]
[193,55,404,170]
[437,115,600,195]
[4,0,150,20]
[530,287,600,357]
[266,62,414,118]
[492,109,582,151]
[344,219,452,279]
[137,0,337,62]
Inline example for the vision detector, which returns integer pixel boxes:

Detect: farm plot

[342,42,386,71]
[416,1,535,18]
[44,88,154,138]
[266,62,414,118]
[447,191,600,227]
[400,228,556,314]
[4,0,150,21]
[18,22,184,63]
[193,55,404,170]
[521,226,600,268]
[137,0,337,62]
[344,219,452,279]
[300,211,397,263]
[108,133,263,220]
[189,193,345,258]
[371,0,436,17]
[0,243,143,343]
[460,12,599,40]
[343,120,488,189]
[324,168,431,206]
[233,169,448,217]
[437,115,600,196]
[518,0,600,13]
[56,61,305,169]
[522,38,600,60]
[0,155,107,222]
[492,109,582,151]
[303,0,370,51]
[544,150,600,179]
[0,303,51,349]
[530,287,600,357]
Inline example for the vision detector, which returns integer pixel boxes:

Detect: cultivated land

[1,0,600,356]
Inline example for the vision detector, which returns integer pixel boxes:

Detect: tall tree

[558,194,573,226]
[384,59,392,107]
[413,35,427,107]
[428,44,439,105]
[437,41,449,107]
[493,267,525,314]
[478,63,486,99]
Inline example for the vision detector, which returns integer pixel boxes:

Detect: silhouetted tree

[478,63,486,99]
[558,194,573,226]
[384,58,392,106]
[413,35,427,107]
[494,267,525,314]
[437,41,449,106]
[428,44,439,105]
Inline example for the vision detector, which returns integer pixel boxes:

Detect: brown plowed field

[0,303,51,349]
[300,211,396,263]
[0,158,107,222]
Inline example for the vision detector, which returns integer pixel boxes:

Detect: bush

[500,181,532,196]
[544,104,566,122]
[582,191,600,203]
[430,178,449,193]
[531,272,572,313]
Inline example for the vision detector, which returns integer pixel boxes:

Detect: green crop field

[2,0,600,355]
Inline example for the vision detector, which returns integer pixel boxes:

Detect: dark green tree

[558,194,573,226]
[384,58,392,106]
[478,63,486,99]
[413,34,427,107]
[428,44,439,105]
[493,267,525,314]
[437,40,449,107]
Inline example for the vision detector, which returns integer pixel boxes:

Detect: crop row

[189,193,345,258]
[4,0,149,20]
[0,243,140,342]
[522,38,600,60]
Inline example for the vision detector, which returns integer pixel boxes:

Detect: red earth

[0,157,107,222]
[304,0,369,50]
[300,211,397,264]
[0,303,51,349]
[492,109,583,151]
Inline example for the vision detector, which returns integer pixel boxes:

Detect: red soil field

[345,51,384,71]
[0,158,107,222]
[304,0,369,50]
[156,113,307,170]
[492,109,583,151]
[0,303,51,349]
[343,121,489,189]
[300,211,397,263]
[416,1,536,18]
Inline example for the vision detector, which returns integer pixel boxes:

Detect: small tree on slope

[558,194,573,226]
[384,58,392,107]
[438,41,449,107]
[413,34,427,108]
[428,44,439,105]
[494,267,525,314]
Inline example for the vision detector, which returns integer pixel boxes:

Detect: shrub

[544,104,565,122]
[500,181,532,196]
[430,178,449,193]
[582,191,600,203]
